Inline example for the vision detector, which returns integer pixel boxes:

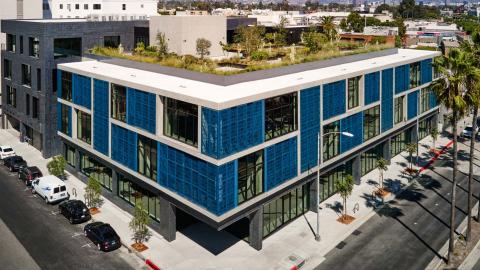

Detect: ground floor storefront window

[418,117,433,140]
[64,144,75,167]
[391,130,410,157]
[262,184,309,238]
[80,152,112,191]
[319,162,352,203]
[361,143,384,176]
[118,174,160,221]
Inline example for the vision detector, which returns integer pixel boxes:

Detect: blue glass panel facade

[407,90,419,120]
[126,88,156,134]
[421,59,433,85]
[158,143,236,215]
[395,64,409,94]
[201,101,263,159]
[264,137,298,191]
[381,68,394,132]
[364,72,380,105]
[300,86,320,172]
[430,90,437,108]
[340,112,363,153]
[72,74,91,109]
[323,80,346,120]
[111,124,137,171]
[93,79,109,156]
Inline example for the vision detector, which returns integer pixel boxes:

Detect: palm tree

[431,49,469,264]
[376,158,388,192]
[321,16,337,44]
[405,143,417,173]
[430,128,439,152]
[460,33,480,242]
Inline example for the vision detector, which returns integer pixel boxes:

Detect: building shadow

[326,201,343,217]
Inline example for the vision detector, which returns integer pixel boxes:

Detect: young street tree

[405,142,417,173]
[129,200,151,245]
[430,128,439,151]
[335,174,355,223]
[84,176,102,210]
[196,38,212,60]
[47,155,66,178]
[431,49,469,264]
[376,158,388,192]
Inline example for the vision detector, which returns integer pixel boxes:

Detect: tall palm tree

[431,49,469,264]
[321,16,337,44]
[461,32,480,242]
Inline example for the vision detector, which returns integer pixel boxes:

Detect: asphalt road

[0,165,143,270]
[316,143,480,270]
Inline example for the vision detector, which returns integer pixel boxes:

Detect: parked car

[58,200,91,224]
[18,166,43,186]
[0,145,15,161]
[461,125,479,138]
[4,156,27,172]
[31,175,69,204]
[84,222,121,251]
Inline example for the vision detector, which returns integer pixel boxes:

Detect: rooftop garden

[89,24,395,75]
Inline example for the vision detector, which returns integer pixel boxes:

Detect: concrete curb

[459,233,480,270]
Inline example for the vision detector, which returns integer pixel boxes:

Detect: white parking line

[81,243,93,248]
[50,211,60,215]
[71,232,83,238]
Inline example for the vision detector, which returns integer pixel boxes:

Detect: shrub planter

[89,207,100,215]
[375,188,391,198]
[131,242,148,252]
[337,215,355,225]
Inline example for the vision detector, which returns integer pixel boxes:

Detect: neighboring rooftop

[60,49,439,110]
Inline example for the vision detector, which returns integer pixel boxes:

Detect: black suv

[84,222,121,251]
[4,156,27,172]
[59,200,91,224]
[18,166,43,186]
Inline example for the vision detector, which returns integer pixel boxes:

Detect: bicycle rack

[71,187,77,198]
[353,202,360,214]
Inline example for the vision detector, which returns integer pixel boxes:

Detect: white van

[31,175,69,204]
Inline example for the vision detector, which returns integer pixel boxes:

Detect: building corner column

[111,170,118,196]
[249,207,263,251]
[159,196,176,242]
[382,139,391,164]
[352,155,361,185]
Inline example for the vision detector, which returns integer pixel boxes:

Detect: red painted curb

[418,140,454,173]
[290,267,298,270]
[146,259,161,270]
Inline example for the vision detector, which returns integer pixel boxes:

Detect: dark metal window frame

[163,98,198,147]
[265,92,298,141]
[237,150,264,205]
[137,134,158,181]
[111,83,127,122]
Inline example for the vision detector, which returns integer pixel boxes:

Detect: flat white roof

[59,49,439,110]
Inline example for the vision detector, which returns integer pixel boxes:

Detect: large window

[111,84,127,122]
[420,88,431,113]
[363,105,380,141]
[163,98,198,147]
[77,110,91,144]
[419,117,433,140]
[80,152,112,190]
[54,38,81,59]
[60,103,69,135]
[361,143,383,176]
[37,68,41,91]
[238,150,264,205]
[26,94,30,116]
[138,135,157,180]
[265,92,297,141]
[410,62,421,89]
[262,184,308,238]
[29,37,40,58]
[6,34,16,52]
[6,85,16,107]
[323,121,340,161]
[32,97,39,119]
[22,64,31,87]
[4,59,12,79]
[391,131,410,157]
[394,96,405,124]
[19,36,24,54]
[104,36,121,48]
[118,174,160,221]
[347,76,361,109]
[61,71,72,101]
[319,163,352,202]
[93,4,101,9]
[64,144,76,167]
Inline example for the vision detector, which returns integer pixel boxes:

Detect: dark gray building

[1,19,148,158]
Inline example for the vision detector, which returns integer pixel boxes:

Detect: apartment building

[55,48,440,250]
[42,0,158,20]
[1,19,149,157]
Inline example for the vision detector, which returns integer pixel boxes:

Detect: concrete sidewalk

[0,128,454,270]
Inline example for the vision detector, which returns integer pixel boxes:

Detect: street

[0,166,144,270]
[316,141,480,270]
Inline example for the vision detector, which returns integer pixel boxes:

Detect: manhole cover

[336,241,347,249]
[352,230,362,236]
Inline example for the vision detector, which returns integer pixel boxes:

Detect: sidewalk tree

[196,38,211,60]
[430,128,439,151]
[129,200,151,249]
[460,33,480,242]
[405,143,417,173]
[335,174,355,224]
[47,155,66,178]
[431,49,469,264]
[84,176,102,211]
[376,158,388,192]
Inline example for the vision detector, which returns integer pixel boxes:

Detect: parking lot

[0,161,145,270]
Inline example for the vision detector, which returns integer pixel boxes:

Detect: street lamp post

[315,131,354,242]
